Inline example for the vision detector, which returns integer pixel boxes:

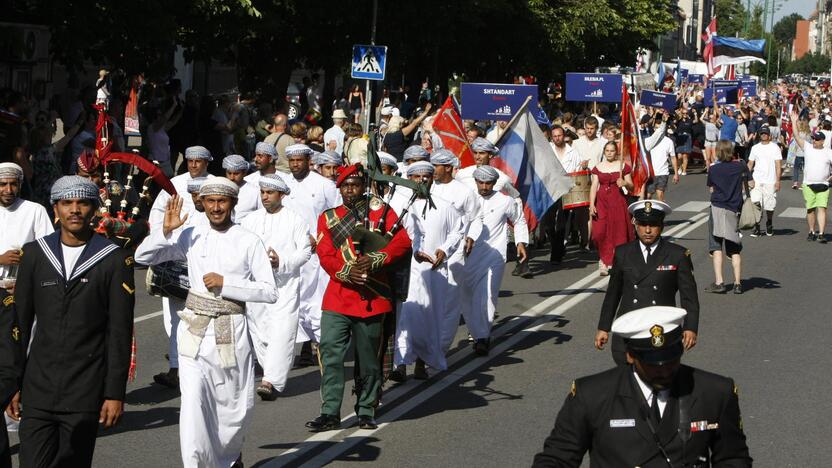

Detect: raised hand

[163,195,188,236]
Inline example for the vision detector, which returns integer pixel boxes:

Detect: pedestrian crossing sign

[351,44,387,81]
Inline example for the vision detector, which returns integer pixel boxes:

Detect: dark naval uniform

[0,290,23,468]
[599,238,699,364]
[532,365,752,467]
[14,231,135,467]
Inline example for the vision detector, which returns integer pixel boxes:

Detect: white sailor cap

[259,174,290,194]
[470,137,498,154]
[628,200,671,224]
[286,144,313,157]
[473,165,499,182]
[0,162,24,180]
[186,177,209,194]
[406,161,435,176]
[403,145,429,162]
[611,306,687,365]
[378,151,398,168]
[222,155,249,173]
[50,175,100,205]
[429,149,455,165]
[185,146,213,161]
[255,142,278,159]
[199,177,239,198]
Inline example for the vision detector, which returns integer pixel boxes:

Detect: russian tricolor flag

[492,101,572,231]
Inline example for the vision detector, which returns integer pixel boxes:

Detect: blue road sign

[351,45,387,81]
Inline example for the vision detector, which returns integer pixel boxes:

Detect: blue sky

[771,0,816,27]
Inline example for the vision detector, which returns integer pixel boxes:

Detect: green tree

[714,0,747,38]
[785,52,831,75]
[772,13,803,50]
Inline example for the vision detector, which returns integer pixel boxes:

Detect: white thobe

[135,225,277,468]
[241,207,311,390]
[0,199,54,282]
[148,172,212,232]
[431,180,481,352]
[396,197,463,371]
[461,191,529,340]
[279,171,340,343]
[234,180,261,221]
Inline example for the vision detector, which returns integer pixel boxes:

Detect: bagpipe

[90,103,176,248]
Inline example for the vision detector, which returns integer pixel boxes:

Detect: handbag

[738,180,760,230]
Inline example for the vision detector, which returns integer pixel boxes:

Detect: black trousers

[544,202,589,261]
[18,407,99,468]
[1,420,10,468]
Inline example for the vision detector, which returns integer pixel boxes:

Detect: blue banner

[565,73,623,103]
[713,80,741,88]
[680,69,689,82]
[687,74,705,84]
[704,86,739,106]
[741,79,757,97]
[640,90,677,112]
[460,83,539,121]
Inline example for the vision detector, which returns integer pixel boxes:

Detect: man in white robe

[0,163,54,290]
[461,166,529,355]
[279,144,340,364]
[428,150,481,353]
[394,161,463,379]
[135,178,277,467]
[241,174,311,400]
[223,154,260,220]
[147,146,213,388]
[244,142,281,187]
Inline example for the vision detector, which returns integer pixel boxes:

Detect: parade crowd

[0,69,831,467]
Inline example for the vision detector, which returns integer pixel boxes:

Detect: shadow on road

[125,383,180,405]
[740,276,781,291]
[97,406,180,438]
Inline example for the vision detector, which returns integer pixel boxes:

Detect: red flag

[432,97,475,168]
[702,17,721,77]
[620,85,651,196]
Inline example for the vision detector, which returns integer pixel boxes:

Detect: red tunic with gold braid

[317,198,411,318]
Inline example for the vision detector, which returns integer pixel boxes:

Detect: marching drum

[562,170,591,210]
[146,260,191,300]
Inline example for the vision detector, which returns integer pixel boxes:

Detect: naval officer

[595,200,699,365]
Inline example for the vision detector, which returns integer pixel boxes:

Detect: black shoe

[357,416,378,430]
[153,369,179,388]
[473,338,490,356]
[820,234,828,244]
[513,261,533,279]
[704,282,727,294]
[413,360,428,380]
[388,365,406,383]
[765,225,773,236]
[295,341,316,367]
[256,382,279,401]
[750,228,762,238]
[549,255,562,265]
[808,232,817,242]
[733,283,743,294]
[305,414,341,432]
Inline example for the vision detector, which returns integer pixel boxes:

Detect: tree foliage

[772,13,803,49]
[714,0,747,38]
[784,52,831,75]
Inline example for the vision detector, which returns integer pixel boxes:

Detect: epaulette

[2,295,13,307]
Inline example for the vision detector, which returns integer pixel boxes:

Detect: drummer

[545,125,591,265]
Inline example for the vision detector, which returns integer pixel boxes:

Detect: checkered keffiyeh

[185,146,212,161]
[0,162,24,180]
[50,175,100,204]
[199,177,239,198]
[222,155,249,172]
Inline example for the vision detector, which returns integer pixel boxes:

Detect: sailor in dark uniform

[595,200,699,365]
[0,289,22,468]
[5,176,135,468]
[534,306,752,467]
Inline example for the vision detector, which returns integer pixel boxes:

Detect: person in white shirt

[241,174,311,400]
[546,125,590,262]
[222,154,259,220]
[645,118,679,201]
[571,116,603,169]
[0,163,54,290]
[323,109,348,156]
[460,166,528,355]
[791,111,832,242]
[279,144,340,364]
[245,142,280,188]
[747,126,782,237]
[135,178,277,467]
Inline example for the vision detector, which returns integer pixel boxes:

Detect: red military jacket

[317,196,412,318]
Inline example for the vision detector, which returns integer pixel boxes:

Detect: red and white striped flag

[702,17,721,77]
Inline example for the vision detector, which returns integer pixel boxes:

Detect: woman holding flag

[589,141,635,276]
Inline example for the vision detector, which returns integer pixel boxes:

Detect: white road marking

[777,207,806,218]
[675,201,711,212]
[267,212,709,466]
[134,310,163,323]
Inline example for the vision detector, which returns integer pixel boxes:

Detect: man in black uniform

[0,289,22,468]
[595,200,699,365]
[534,306,752,467]
[5,175,135,467]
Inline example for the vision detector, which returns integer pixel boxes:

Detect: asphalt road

[8,166,832,467]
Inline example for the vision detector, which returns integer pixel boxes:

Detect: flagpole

[494,95,534,148]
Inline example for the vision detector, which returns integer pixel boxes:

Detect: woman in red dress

[590,141,635,276]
